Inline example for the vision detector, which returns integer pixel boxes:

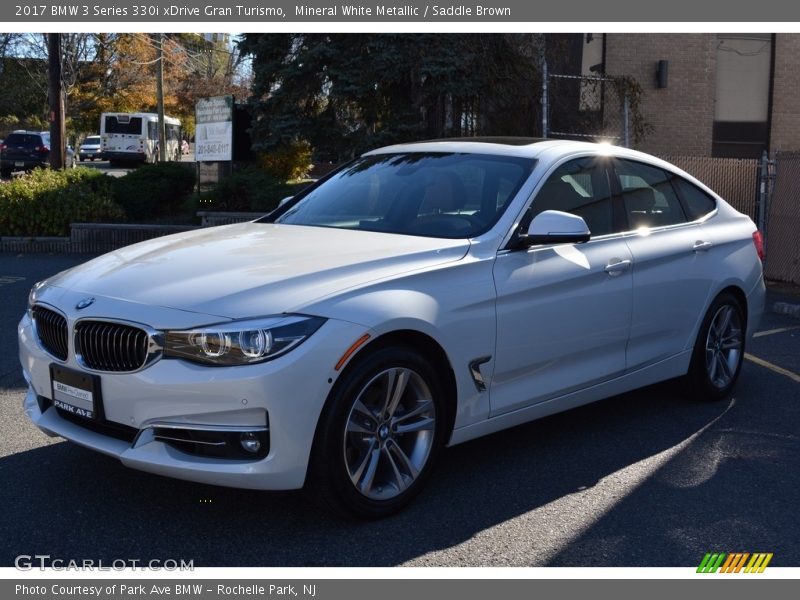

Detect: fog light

[239,432,261,454]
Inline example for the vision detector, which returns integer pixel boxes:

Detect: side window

[673,177,717,221]
[529,157,614,236]
[615,159,687,229]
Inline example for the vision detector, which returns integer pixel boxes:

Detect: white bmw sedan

[19,139,765,518]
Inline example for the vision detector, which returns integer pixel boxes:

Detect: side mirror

[278,196,293,207]
[515,210,591,248]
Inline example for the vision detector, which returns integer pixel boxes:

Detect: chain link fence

[764,151,800,285]
[543,70,629,145]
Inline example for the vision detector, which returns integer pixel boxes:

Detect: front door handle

[604,259,632,276]
[693,240,713,252]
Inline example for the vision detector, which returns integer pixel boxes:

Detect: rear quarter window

[674,177,718,220]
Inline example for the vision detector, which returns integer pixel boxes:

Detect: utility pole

[47,33,65,169]
[538,33,548,139]
[207,37,213,79]
[154,33,166,162]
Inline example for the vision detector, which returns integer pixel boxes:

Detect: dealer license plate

[50,365,101,420]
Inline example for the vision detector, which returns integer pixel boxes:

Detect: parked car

[1,131,76,177]
[19,139,765,518]
[78,135,103,161]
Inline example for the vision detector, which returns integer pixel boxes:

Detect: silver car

[78,135,103,161]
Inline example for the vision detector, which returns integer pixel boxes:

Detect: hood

[47,223,469,319]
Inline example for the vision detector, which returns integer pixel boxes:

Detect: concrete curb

[773,302,800,320]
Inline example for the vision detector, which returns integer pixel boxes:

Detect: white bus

[100,112,181,165]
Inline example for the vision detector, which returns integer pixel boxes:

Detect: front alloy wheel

[309,345,447,519]
[344,367,436,501]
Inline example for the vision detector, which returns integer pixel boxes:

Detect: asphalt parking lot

[0,252,798,567]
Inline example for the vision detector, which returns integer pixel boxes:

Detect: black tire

[686,292,746,401]
[307,345,448,519]
[0,169,11,179]
[80,157,85,162]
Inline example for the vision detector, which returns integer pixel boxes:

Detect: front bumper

[19,309,369,490]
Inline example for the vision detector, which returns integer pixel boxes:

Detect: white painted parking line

[754,326,800,338]
[0,276,25,286]
[745,353,800,384]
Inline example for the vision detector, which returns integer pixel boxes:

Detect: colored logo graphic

[697,552,773,573]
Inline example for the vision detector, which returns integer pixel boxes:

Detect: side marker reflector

[335,334,371,371]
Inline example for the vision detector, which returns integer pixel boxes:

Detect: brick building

[550,33,800,158]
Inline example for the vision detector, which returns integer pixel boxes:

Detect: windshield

[83,137,100,144]
[272,153,535,239]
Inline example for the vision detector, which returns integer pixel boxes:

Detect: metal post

[541,59,548,139]
[47,33,65,170]
[154,33,167,162]
[758,150,769,240]
[622,94,630,148]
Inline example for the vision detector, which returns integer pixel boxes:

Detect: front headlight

[27,279,47,316]
[164,315,326,366]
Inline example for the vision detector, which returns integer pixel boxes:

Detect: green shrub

[208,168,306,213]
[258,140,313,181]
[0,167,124,237]
[112,162,196,220]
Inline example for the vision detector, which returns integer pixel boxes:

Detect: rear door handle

[604,259,632,275]
[693,240,713,252]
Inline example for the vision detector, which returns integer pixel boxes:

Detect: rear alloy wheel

[688,293,745,401]
[309,346,446,519]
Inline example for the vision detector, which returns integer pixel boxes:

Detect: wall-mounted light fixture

[656,60,669,88]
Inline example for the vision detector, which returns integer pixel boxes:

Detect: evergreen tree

[239,34,543,162]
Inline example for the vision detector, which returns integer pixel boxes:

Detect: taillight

[35,145,49,153]
[752,230,765,261]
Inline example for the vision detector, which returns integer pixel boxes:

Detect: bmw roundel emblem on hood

[75,297,95,310]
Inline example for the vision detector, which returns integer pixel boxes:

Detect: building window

[712,34,773,158]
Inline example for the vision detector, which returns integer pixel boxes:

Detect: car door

[491,156,633,416]
[612,158,716,370]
